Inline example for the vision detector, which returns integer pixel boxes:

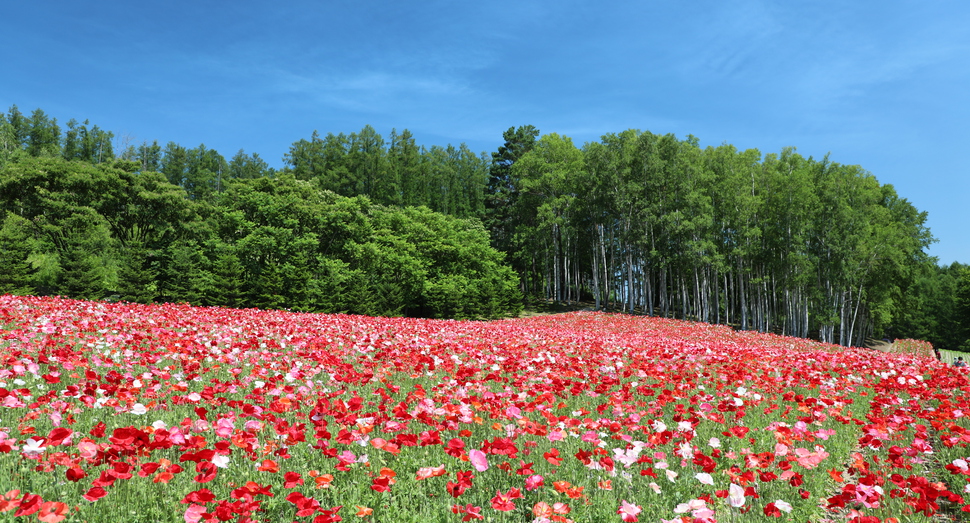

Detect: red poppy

[283,471,303,488]
[182,489,216,504]
[543,448,563,466]
[312,506,343,523]
[286,492,321,517]
[256,459,279,473]
[66,466,87,482]
[81,487,108,502]
[36,501,69,523]
[490,488,522,512]
[14,493,42,518]
[370,477,391,493]
[194,461,217,483]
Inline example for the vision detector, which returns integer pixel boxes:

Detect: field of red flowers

[0,295,968,523]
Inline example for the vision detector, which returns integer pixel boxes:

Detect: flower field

[0,296,968,523]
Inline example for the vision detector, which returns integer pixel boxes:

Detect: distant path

[864,339,894,353]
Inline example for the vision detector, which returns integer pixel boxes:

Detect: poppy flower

[728,483,745,508]
[370,476,391,493]
[451,504,483,521]
[183,504,208,523]
[312,506,343,523]
[182,489,216,504]
[153,471,176,484]
[490,488,522,512]
[36,501,69,523]
[617,500,641,522]
[284,471,303,488]
[0,490,22,512]
[82,487,108,502]
[66,466,87,482]
[21,438,46,457]
[286,492,321,517]
[544,448,563,466]
[469,449,489,472]
[313,474,335,489]
[14,493,42,517]
[256,459,279,473]
[524,474,544,491]
[533,502,553,518]
[415,465,446,480]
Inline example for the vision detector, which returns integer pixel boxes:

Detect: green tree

[116,238,158,303]
[5,106,29,150]
[27,109,61,157]
[202,243,247,308]
[954,266,970,350]
[228,149,269,180]
[136,141,163,172]
[161,142,189,187]
[0,212,37,294]
[895,261,961,349]
[346,125,389,201]
[185,144,227,199]
[80,124,114,164]
[512,133,584,302]
[156,240,203,304]
[283,130,326,181]
[389,129,424,207]
[53,210,115,301]
[486,125,539,254]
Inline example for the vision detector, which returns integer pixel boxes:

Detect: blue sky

[4,1,969,264]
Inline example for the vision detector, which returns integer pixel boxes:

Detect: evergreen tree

[80,124,114,164]
[161,142,189,187]
[206,244,247,308]
[6,105,29,150]
[283,130,325,181]
[55,212,114,301]
[228,149,269,180]
[157,240,202,304]
[116,239,158,304]
[956,266,970,350]
[27,109,61,157]
[137,141,163,172]
[253,263,286,310]
[0,212,37,294]
[486,125,539,254]
[389,129,423,207]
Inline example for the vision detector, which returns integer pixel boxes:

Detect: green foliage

[26,108,61,157]
[115,238,158,304]
[364,205,521,318]
[203,244,247,308]
[208,175,520,318]
[956,266,970,350]
[485,125,539,255]
[156,240,204,304]
[0,212,37,294]
[54,210,115,301]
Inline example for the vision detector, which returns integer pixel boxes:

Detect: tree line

[1,106,964,348]
[0,108,519,318]
[487,127,938,347]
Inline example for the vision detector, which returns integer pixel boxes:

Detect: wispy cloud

[269,68,475,114]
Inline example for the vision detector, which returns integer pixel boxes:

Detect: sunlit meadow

[0,295,967,522]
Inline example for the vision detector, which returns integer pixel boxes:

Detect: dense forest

[1,106,967,348]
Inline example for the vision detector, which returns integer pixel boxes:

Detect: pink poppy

[468,449,489,472]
